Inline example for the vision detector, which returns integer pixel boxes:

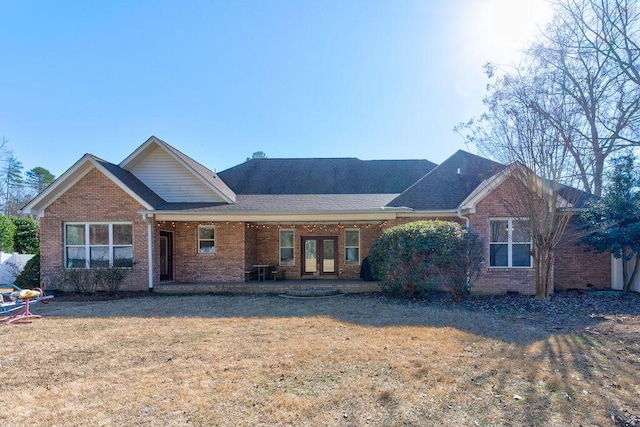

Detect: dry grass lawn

[1,292,639,426]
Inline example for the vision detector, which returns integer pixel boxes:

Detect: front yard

[1,292,639,426]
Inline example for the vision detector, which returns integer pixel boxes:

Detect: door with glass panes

[301,236,337,276]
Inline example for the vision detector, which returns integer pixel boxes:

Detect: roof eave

[22,154,155,217]
[141,208,410,222]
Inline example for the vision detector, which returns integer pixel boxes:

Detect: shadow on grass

[35,290,640,346]
[25,291,640,425]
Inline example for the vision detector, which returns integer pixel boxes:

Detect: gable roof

[388,150,506,210]
[217,158,437,194]
[21,154,165,216]
[120,136,236,203]
[92,157,166,208]
[459,161,598,213]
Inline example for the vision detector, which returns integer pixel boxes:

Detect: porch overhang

[141,208,408,223]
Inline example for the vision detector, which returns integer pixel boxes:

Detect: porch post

[143,213,154,291]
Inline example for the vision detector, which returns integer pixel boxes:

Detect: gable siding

[128,146,225,202]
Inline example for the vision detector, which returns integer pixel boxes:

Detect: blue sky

[0,0,551,178]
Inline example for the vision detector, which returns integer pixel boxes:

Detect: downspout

[457,208,472,293]
[457,208,470,229]
[142,213,154,292]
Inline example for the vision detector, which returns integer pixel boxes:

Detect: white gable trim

[458,163,573,214]
[120,136,235,204]
[21,155,154,217]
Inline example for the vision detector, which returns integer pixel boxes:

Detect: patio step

[283,288,342,297]
[153,280,381,295]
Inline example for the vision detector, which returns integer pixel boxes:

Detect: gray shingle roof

[217,158,436,195]
[156,194,400,213]
[388,150,506,210]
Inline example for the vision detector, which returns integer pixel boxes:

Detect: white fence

[0,252,35,284]
[611,256,640,292]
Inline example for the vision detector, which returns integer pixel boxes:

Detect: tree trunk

[622,250,630,293]
[534,245,554,300]
[625,254,640,293]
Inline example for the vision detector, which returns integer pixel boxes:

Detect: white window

[345,229,360,265]
[65,223,133,268]
[279,229,295,266]
[489,219,531,268]
[198,226,216,253]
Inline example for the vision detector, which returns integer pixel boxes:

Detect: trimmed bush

[58,267,131,295]
[12,217,39,254]
[0,215,16,252]
[368,220,484,300]
[14,253,40,289]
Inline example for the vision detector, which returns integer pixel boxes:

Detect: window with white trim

[65,223,133,268]
[279,229,295,266]
[345,229,360,265]
[489,219,531,267]
[198,225,216,253]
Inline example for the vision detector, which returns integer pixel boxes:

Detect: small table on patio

[252,265,273,282]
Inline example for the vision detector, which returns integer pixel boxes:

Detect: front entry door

[159,231,173,281]
[302,236,337,276]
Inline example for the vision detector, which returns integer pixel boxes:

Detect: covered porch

[152,216,399,287]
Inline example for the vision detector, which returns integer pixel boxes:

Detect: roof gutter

[396,209,458,218]
[139,208,410,223]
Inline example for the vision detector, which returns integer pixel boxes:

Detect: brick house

[21,136,611,294]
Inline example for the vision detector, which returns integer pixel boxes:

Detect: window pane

[323,240,334,259]
[113,246,133,267]
[512,222,529,243]
[199,241,215,253]
[66,247,86,268]
[489,244,508,267]
[512,244,531,267]
[90,224,109,245]
[280,230,294,248]
[346,248,359,265]
[113,224,133,245]
[280,248,294,265]
[199,227,214,240]
[66,224,85,245]
[490,221,508,242]
[345,230,359,247]
[90,246,110,268]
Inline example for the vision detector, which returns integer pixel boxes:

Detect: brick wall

[554,220,611,290]
[158,221,246,282]
[468,178,537,295]
[40,168,150,291]
[465,177,611,294]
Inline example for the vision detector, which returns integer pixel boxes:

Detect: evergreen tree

[3,155,23,215]
[581,153,640,291]
[25,166,55,194]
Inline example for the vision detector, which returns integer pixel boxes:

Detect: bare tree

[458,67,582,299]
[532,0,640,196]
[554,0,640,87]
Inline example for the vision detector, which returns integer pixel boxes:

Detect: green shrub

[12,217,39,254]
[0,215,16,252]
[368,220,484,300]
[14,253,40,288]
[58,267,131,295]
